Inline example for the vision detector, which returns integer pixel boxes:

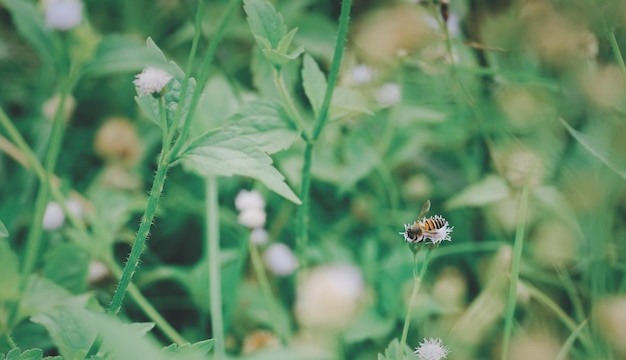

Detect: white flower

[238,208,266,229]
[295,264,365,329]
[414,338,449,360]
[375,83,401,107]
[263,243,298,276]
[425,215,453,244]
[43,0,83,31]
[350,64,374,85]
[133,67,173,95]
[250,228,269,245]
[235,190,265,212]
[88,260,110,284]
[42,201,65,230]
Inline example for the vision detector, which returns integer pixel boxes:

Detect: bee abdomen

[423,217,446,231]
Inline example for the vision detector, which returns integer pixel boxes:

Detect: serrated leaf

[43,243,89,294]
[32,307,169,360]
[31,309,95,360]
[0,220,9,237]
[302,54,326,117]
[161,339,215,358]
[81,35,174,77]
[8,348,42,360]
[277,27,298,54]
[446,175,510,209]
[2,0,56,63]
[377,339,414,360]
[244,0,287,49]
[0,239,20,303]
[18,275,91,323]
[560,118,626,181]
[229,100,299,153]
[181,127,301,204]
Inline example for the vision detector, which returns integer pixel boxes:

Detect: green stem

[500,182,530,360]
[399,249,433,359]
[107,148,170,316]
[606,26,626,87]
[295,0,352,267]
[206,176,225,358]
[22,86,70,278]
[249,242,288,344]
[0,109,47,182]
[170,0,241,160]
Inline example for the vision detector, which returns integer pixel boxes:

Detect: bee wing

[418,199,431,219]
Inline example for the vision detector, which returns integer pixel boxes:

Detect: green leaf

[344,309,395,343]
[42,243,89,294]
[32,307,170,360]
[377,339,414,360]
[330,87,374,120]
[2,0,56,63]
[0,239,20,303]
[2,348,43,360]
[244,0,287,49]
[560,118,626,181]
[81,35,174,77]
[31,308,95,360]
[0,220,8,237]
[301,54,326,117]
[161,339,215,357]
[229,100,299,153]
[445,175,511,209]
[192,75,241,133]
[18,275,92,323]
[180,127,301,204]
[277,27,299,55]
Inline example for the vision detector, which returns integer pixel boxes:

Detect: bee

[401,200,450,243]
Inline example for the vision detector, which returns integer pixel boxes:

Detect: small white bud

[238,208,266,229]
[414,337,449,360]
[42,201,65,230]
[350,64,374,85]
[88,260,110,284]
[375,83,401,107]
[43,0,83,31]
[250,228,269,245]
[263,243,298,276]
[235,190,265,212]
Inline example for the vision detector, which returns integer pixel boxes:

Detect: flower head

[42,201,65,230]
[350,64,375,85]
[133,67,172,95]
[250,228,269,245]
[235,190,265,212]
[43,0,83,31]
[424,215,453,244]
[375,82,401,107]
[238,208,266,229]
[414,338,449,360]
[263,243,298,276]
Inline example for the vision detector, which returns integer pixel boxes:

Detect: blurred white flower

[414,338,449,360]
[133,67,172,95]
[295,264,365,329]
[375,83,401,107]
[238,208,266,229]
[88,260,110,284]
[250,228,269,245]
[42,201,65,230]
[42,94,76,122]
[263,243,298,276]
[235,190,265,212]
[43,0,83,31]
[66,197,83,218]
[350,64,374,85]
